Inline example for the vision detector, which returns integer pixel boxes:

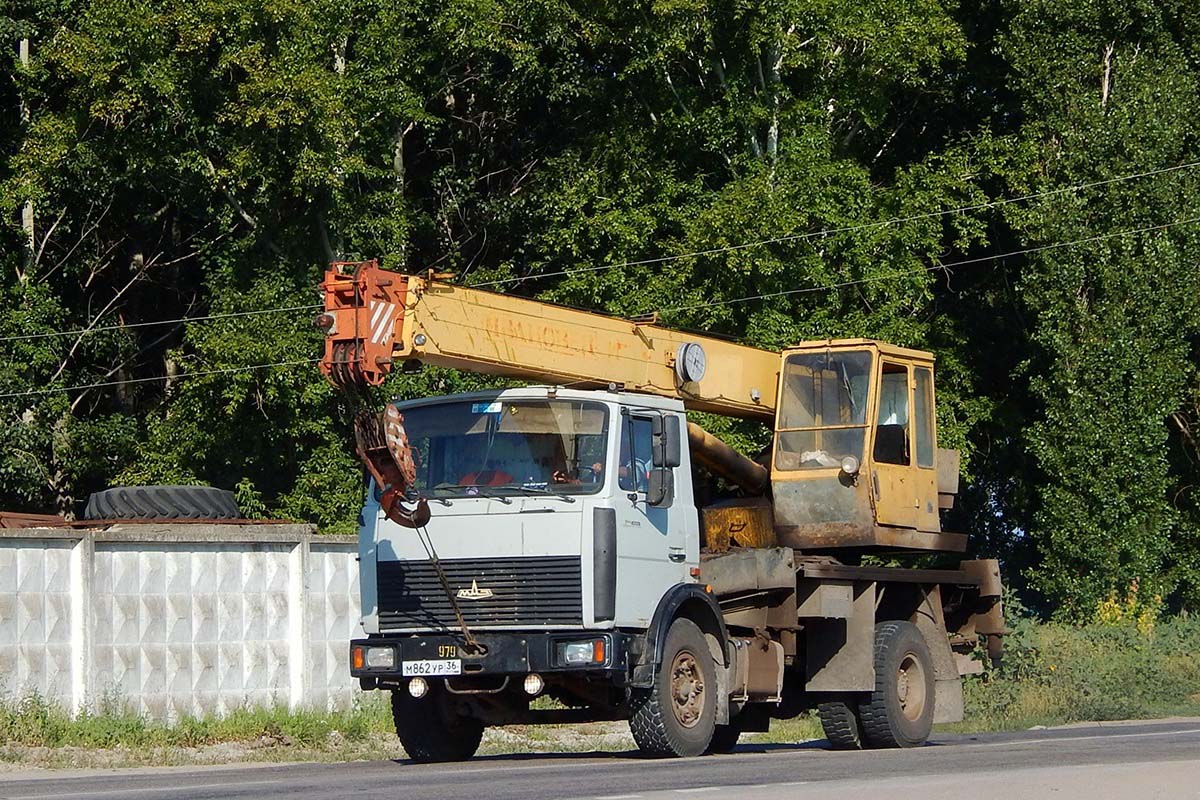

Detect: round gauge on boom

[675,342,707,384]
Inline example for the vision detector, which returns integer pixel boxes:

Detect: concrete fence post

[69,532,93,715]
[287,534,311,710]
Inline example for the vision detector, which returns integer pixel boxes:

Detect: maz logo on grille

[456,579,494,600]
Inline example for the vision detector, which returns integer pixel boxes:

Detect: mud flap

[933,678,964,724]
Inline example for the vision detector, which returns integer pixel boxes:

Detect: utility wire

[0,359,321,400]
[5,218,1195,400]
[0,304,323,344]
[655,215,1200,314]
[469,159,1200,289]
[5,161,1196,347]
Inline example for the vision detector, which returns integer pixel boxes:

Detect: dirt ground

[0,718,826,771]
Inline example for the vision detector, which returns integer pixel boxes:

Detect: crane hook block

[353,405,429,528]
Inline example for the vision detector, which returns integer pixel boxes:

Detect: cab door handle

[668,547,686,562]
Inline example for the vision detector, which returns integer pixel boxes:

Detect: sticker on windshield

[471,401,502,414]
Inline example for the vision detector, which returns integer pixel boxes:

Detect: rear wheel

[629,618,718,757]
[817,698,864,750]
[859,621,935,748]
[392,685,484,763]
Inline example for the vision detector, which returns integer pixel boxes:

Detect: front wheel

[392,685,484,763]
[629,618,718,757]
[858,621,935,748]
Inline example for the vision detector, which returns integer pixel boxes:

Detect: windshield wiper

[840,361,858,418]
[510,485,577,503]
[432,484,513,504]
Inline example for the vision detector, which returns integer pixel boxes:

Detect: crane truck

[317,260,1004,762]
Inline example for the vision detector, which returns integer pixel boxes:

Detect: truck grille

[376,556,583,630]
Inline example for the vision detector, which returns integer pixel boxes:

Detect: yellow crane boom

[317,261,780,421]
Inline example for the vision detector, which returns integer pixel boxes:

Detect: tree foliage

[2,0,1199,616]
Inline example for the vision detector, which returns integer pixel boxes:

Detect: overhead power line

[0,359,321,400]
[0,304,323,344]
[654,215,1200,314]
[3,218,1194,400]
[3,159,1196,350]
[469,159,1200,289]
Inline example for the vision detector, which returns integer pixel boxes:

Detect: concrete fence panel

[0,524,363,720]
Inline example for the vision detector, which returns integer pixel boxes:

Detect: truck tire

[392,686,484,763]
[858,621,935,748]
[629,618,718,757]
[706,721,742,754]
[83,486,240,521]
[817,699,864,750]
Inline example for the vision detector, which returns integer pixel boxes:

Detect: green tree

[995,0,1200,617]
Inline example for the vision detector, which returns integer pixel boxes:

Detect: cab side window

[914,367,935,469]
[874,364,910,465]
[619,415,653,492]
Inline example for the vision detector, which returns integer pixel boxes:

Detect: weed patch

[962,606,1200,730]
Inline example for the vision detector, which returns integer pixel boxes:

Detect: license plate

[402,659,462,677]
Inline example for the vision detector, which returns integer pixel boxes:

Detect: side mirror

[647,466,674,508]
[651,415,682,468]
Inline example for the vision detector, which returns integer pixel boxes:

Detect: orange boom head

[316,260,407,391]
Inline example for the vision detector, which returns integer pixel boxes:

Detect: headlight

[353,646,396,670]
[366,647,395,669]
[556,638,606,666]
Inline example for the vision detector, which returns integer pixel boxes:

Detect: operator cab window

[619,415,653,493]
[914,367,935,469]
[774,350,872,471]
[874,363,910,465]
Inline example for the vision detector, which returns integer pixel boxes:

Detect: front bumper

[351,631,639,686]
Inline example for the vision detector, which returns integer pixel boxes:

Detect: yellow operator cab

[772,339,964,553]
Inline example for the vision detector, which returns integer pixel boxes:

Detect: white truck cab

[360,387,699,637]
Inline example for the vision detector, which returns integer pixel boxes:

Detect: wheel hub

[896,651,927,721]
[669,651,706,728]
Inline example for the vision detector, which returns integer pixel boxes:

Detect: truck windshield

[776,350,872,471]
[396,399,610,497]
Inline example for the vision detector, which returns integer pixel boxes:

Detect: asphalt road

[3,719,1199,800]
